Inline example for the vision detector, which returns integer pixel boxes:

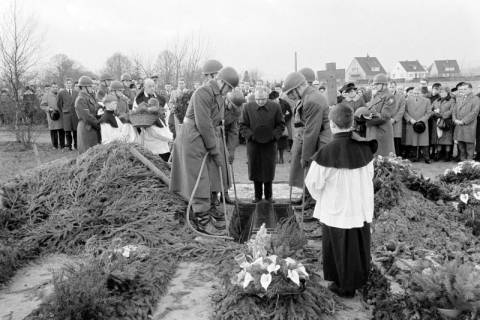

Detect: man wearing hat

[340,82,366,111]
[283,72,331,210]
[240,86,285,202]
[404,87,432,163]
[170,67,239,236]
[75,76,101,154]
[360,73,395,156]
[57,78,79,151]
[305,102,376,298]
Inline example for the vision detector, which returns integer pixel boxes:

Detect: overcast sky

[2,0,480,80]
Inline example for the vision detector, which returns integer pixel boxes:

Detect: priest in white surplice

[305,102,377,298]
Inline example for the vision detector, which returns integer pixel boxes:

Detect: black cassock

[240,101,285,182]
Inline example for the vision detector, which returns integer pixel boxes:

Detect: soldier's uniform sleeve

[75,96,99,129]
[366,94,395,126]
[193,88,218,154]
[302,95,328,162]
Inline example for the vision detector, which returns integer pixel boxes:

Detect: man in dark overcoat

[240,86,285,202]
[57,78,79,150]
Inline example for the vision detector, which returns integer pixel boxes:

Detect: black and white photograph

[1,0,480,319]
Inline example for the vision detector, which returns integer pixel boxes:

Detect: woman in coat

[40,83,64,149]
[75,76,101,154]
[404,87,432,163]
[431,86,454,161]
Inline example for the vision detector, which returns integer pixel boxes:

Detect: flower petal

[260,273,272,290]
[460,194,469,204]
[288,269,300,286]
[243,272,254,288]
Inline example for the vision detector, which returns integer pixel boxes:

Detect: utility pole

[294,52,298,72]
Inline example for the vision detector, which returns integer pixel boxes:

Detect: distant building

[391,60,427,80]
[345,56,386,82]
[428,60,461,78]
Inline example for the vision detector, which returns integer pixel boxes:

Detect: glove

[211,153,222,167]
[301,160,310,169]
[228,154,234,164]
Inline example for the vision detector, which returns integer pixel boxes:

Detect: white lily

[267,263,280,274]
[243,272,254,288]
[460,194,469,204]
[287,269,300,286]
[284,257,296,267]
[260,273,272,290]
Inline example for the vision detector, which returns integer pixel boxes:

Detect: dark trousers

[408,146,430,160]
[50,129,65,149]
[393,137,402,157]
[65,130,77,150]
[254,181,272,200]
[458,141,475,160]
[476,118,480,159]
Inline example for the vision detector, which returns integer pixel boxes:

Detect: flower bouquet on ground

[231,224,309,298]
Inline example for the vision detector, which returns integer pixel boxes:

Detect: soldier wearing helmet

[170,66,239,236]
[202,59,223,83]
[99,73,114,93]
[283,71,331,210]
[356,73,395,156]
[109,80,130,119]
[75,76,101,154]
[299,67,316,86]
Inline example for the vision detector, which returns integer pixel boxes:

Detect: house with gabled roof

[345,55,386,82]
[391,60,427,80]
[428,60,461,78]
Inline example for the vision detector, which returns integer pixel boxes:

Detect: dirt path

[0,254,75,320]
[152,262,218,320]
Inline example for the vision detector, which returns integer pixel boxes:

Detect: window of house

[372,67,380,72]
[445,67,454,72]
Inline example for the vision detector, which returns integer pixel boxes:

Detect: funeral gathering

[1,0,480,319]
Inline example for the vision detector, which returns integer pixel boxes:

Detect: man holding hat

[240,86,285,202]
[305,102,376,298]
[170,67,239,236]
[283,72,331,210]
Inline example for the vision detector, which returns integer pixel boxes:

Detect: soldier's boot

[196,211,227,236]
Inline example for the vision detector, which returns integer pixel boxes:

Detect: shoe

[328,283,355,298]
[424,158,431,164]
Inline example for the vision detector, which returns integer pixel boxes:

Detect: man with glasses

[239,86,285,203]
[283,72,331,210]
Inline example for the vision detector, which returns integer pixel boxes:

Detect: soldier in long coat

[388,81,406,157]
[240,86,285,202]
[404,87,432,162]
[75,76,100,154]
[453,83,480,161]
[170,67,239,236]
[57,78,79,150]
[363,74,395,157]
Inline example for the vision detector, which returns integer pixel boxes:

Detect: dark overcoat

[453,93,480,143]
[240,100,285,182]
[57,89,79,131]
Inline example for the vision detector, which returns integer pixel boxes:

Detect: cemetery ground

[0,129,469,320]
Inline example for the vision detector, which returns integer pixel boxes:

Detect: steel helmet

[299,67,315,84]
[100,73,113,81]
[228,89,246,107]
[121,73,131,81]
[373,73,388,85]
[282,72,306,94]
[202,59,223,75]
[78,76,93,87]
[109,80,124,91]
[217,67,239,88]
[103,94,118,105]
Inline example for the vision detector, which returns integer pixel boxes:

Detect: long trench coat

[40,92,63,130]
[170,80,228,205]
[75,91,100,154]
[289,86,331,188]
[432,98,454,145]
[391,93,405,138]
[453,93,480,143]
[240,100,285,182]
[403,96,432,147]
[57,89,79,131]
[365,90,396,156]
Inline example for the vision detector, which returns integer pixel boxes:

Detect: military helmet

[299,67,316,84]
[282,72,306,94]
[100,73,113,81]
[373,73,388,85]
[202,59,223,75]
[78,76,93,87]
[110,80,124,91]
[121,73,132,81]
[103,94,118,105]
[228,89,246,107]
[217,67,239,88]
